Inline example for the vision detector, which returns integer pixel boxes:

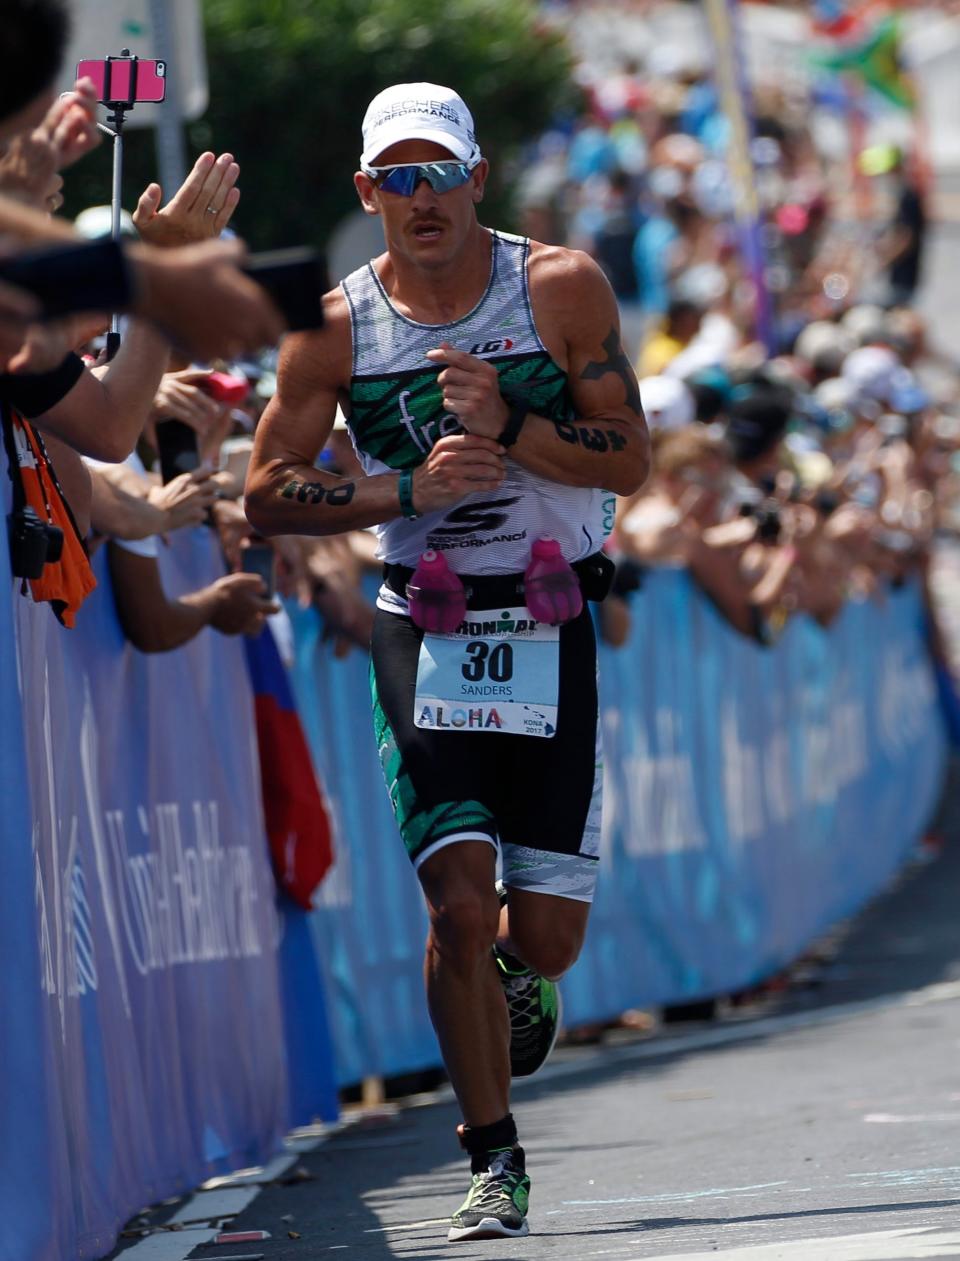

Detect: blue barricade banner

[3,530,336,1261]
[566,571,946,1017]
[286,601,432,1086]
[290,571,946,1083]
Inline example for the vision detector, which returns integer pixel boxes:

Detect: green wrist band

[398,468,419,519]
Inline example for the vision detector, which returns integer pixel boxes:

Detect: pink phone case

[76,58,166,104]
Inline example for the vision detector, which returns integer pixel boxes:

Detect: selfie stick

[95,50,138,361]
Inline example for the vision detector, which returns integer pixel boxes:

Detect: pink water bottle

[406,550,467,634]
[523,537,583,625]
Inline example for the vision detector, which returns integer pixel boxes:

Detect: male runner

[245,83,649,1240]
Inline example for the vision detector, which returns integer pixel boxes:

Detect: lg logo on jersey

[468,338,514,356]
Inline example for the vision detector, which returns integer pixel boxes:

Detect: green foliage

[65,0,576,252]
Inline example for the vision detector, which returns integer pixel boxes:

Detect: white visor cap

[360,82,481,171]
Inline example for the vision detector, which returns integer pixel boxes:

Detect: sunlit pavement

[103,772,960,1261]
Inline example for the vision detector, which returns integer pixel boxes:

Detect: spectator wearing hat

[638,375,696,433]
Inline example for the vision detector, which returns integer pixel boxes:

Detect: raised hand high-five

[134,151,241,248]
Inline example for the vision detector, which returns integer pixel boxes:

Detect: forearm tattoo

[579,327,643,415]
[280,479,356,506]
[555,421,628,453]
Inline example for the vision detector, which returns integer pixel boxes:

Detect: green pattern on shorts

[370,662,496,862]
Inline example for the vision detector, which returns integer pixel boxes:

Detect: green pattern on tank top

[350,351,571,471]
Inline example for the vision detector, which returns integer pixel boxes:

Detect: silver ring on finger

[206,205,219,215]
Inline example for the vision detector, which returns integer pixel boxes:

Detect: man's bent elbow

[243,481,282,538]
[610,450,650,497]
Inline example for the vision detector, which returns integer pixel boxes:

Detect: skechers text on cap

[360,83,481,171]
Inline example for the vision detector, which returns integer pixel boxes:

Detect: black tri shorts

[369,603,603,902]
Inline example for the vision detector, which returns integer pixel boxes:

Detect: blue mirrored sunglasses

[365,160,475,197]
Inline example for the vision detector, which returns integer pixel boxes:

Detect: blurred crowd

[511,5,960,665]
[4,0,960,691]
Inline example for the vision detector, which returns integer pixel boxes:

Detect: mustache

[407,214,450,229]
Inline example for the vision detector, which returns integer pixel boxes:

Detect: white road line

[200,1153,298,1189]
[167,1185,261,1223]
[364,1217,449,1233]
[119,1229,219,1259]
[904,980,960,1006]
[863,1112,960,1123]
[623,1225,960,1259]
[557,1182,788,1208]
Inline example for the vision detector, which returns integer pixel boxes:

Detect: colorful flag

[244,622,334,909]
[812,13,916,111]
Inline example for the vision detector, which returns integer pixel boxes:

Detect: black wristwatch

[496,389,529,449]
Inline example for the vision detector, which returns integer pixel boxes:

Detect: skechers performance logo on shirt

[431,496,522,537]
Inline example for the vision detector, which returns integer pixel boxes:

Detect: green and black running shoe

[448,1145,531,1241]
[494,944,562,1078]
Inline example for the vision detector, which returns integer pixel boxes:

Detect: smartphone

[76,57,166,105]
[241,541,276,599]
[155,420,200,483]
[243,248,326,332]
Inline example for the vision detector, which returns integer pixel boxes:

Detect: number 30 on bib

[413,606,559,738]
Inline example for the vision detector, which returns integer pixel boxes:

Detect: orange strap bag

[3,404,96,628]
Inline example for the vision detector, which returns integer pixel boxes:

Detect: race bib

[414,606,559,738]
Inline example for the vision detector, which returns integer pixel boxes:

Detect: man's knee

[508,919,585,982]
[427,886,500,976]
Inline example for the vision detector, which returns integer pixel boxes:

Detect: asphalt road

[166,778,960,1261]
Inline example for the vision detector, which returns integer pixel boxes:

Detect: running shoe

[448,1145,530,1241]
[494,944,563,1078]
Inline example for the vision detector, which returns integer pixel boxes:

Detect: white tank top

[341,231,609,589]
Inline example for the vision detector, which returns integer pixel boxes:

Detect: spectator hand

[149,468,218,533]
[208,571,278,636]
[0,126,61,211]
[271,534,310,602]
[824,502,874,548]
[149,368,222,433]
[134,152,240,248]
[130,237,286,359]
[44,80,101,171]
[702,517,757,550]
[5,312,108,374]
[198,404,235,468]
[211,497,254,570]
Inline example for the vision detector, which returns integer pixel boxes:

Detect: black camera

[737,489,783,543]
[8,505,64,580]
[752,501,783,543]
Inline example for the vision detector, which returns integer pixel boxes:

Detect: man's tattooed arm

[579,327,644,415]
[554,420,628,454]
[280,479,356,506]
[484,315,647,494]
